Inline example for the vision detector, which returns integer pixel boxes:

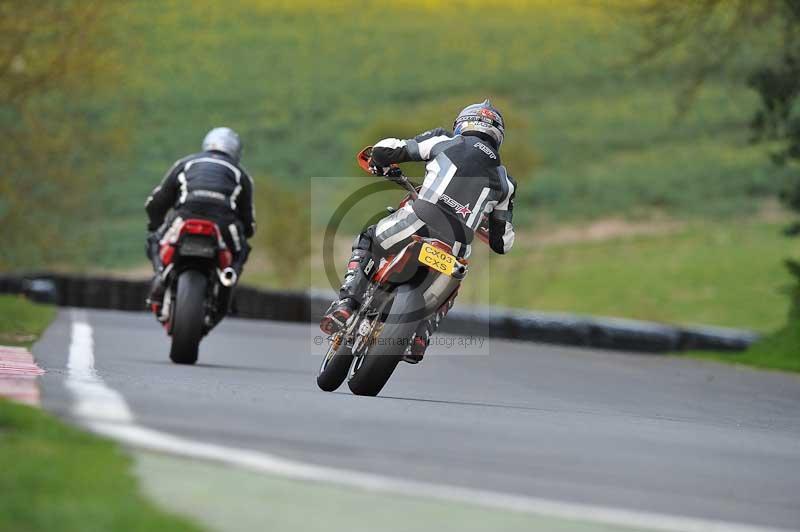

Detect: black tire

[347,288,420,397]
[317,339,354,392]
[169,270,207,365]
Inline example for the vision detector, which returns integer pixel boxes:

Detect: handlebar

[385,167,419,200]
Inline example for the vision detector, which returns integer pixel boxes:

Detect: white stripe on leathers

[466,186,491,228]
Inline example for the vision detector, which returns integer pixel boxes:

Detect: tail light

[160,218,231,267]
[181,219,218,236]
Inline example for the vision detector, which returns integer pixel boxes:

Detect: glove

[506,174,517,214]
[384,166,406,185]
[368,158,389,177]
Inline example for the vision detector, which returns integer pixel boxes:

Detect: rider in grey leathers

[320,100,516,361]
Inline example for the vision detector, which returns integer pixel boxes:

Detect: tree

[748,3,800,315]
[0,1,126,270]
[630,1,783,112]
[633,0,800,313]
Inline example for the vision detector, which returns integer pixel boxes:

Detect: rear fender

[384,272,458,326]
[383,282,426,326]
[374,242,422,285]
[376,253,461,325]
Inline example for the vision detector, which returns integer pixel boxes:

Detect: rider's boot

[147,275,167,315]
[216,248,247,320]
[404,319,432,364]
[320,249,373,335]
[229,240,250,280]
[320,298,358,336]
[144,233,166,313]
[404,289,459,364]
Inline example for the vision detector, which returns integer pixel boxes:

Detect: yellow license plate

[418,243,456,276]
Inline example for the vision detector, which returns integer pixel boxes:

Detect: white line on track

[64,310,791,532]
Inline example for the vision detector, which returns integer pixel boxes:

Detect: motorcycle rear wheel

[347,287,421,396]
[347,319,415,396]
[169,269,207,365]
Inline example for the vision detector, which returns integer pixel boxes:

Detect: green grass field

[91,0,783,265]
[489,219,796,332]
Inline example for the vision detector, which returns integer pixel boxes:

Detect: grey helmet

[202,127,242,162]
[453,99,505,147]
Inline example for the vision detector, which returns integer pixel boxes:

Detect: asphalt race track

[34,308,800,530]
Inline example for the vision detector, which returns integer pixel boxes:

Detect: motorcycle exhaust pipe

[218,267,238,288]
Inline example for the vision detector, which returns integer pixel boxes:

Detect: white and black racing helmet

[453,99,505,147]
[202,127,242,163]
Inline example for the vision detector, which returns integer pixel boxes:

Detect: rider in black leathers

[320,100,516,361]
[145,127,255,309]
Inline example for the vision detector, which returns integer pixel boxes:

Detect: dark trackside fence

[0,273,758,354]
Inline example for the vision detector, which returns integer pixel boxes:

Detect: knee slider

[352,229,374,252]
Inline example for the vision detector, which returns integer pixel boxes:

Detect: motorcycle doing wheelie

[150,218,238,365]
[317,147,490,397]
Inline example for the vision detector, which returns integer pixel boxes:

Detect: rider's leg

[222,222,248,275]
[320,229,376,335]
[230,240,250,277]
[217,222,249,318]
[219,221,249,279]
[146,232,162,271]
[145,218,172,308]
[320,205,427,335]
[406,286,460,363]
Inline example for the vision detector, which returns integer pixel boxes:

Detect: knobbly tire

[347,287,421,397]
[169,269,207,365]
[317,338,354,392]
[346,319,416,396]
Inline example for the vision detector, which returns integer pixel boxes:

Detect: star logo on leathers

[455,203,472,218]
[439,193,473,219]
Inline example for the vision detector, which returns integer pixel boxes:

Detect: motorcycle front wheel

[169,269,207,365]
[317,335,354,392]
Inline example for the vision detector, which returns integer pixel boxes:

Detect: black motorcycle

[151,218,238,364]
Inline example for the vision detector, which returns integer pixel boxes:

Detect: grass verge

[0,400,205,532]
[687,314,800,373]
[0,295,56,347]
[0,295,205,532]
